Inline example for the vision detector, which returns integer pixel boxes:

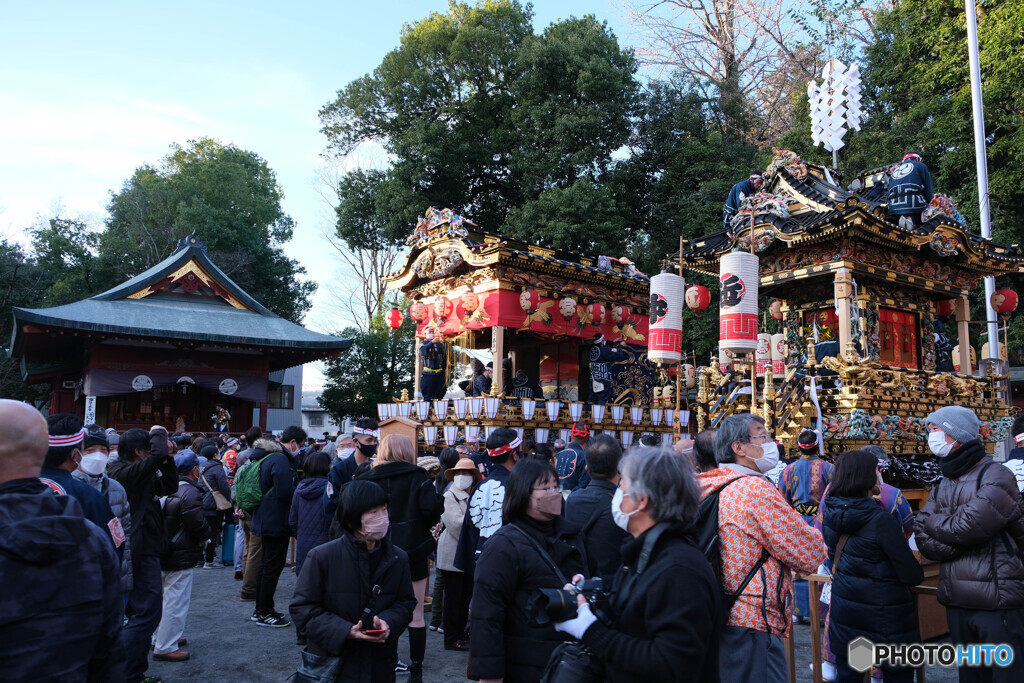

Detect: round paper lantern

[587,302,606,326]
[991,289,1018,318]
[461,291,479,314]
[933,299,954,318]
[756,333,771,374]
[559,296,577,321]
[982,341,1008,361]
[682,364,697,389]
[719,348,736,372]
[719,252,759,353]
[386,307,403,329]
[410,301,428,322]
[771,333,786,375]
[435,298,454,321]
[953,345,977,373]
[519,289,540,313]
[648,272,685,365]
[612,305,630,325]
[686,285,711,317]
[769,300,784,321]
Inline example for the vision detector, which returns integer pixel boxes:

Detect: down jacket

[915,442,1024,610]
[357,461,443,572]
[196,460,231,517]
[72,469,133,592]
[251,439,296,539]
[161,476,211,572]
[289,476,330,577]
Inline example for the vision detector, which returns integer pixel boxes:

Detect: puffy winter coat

[108,430,178,558]
[196,460,232,516]
[358,461,443,571]
[72,469,133,593]
[470,517,591,682]
[565,478,629,582]
[251,439,296,539]
[915,442,1024,610]
[436,486,469,572]
[161,476,211,572]
[289,476,330,577]
[824,495,923,650]
[290,534,416,682]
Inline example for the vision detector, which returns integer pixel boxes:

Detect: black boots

[409,660,423,683]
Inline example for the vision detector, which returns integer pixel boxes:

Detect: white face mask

[928,430,953,458]
[80,452,108,477]
[453,474,474,491]
[754,441,780,474]
[611,487,637,531]
[338,448,355,460]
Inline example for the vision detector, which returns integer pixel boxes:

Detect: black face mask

[357,442,378,458]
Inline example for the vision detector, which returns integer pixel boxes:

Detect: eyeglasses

[532,485,560,494]
[747,434,773,444]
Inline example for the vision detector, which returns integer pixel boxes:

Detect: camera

[530,577,608,625]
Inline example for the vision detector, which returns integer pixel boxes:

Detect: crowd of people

[3,397,1024,683]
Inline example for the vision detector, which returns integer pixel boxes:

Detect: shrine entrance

[878,308,918,369]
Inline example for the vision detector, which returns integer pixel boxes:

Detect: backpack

[234,455,268,514]
[694,477,772,618]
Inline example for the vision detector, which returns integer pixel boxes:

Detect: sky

[0,0,636,390]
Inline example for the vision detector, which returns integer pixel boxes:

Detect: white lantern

[545,401,562,422]
[650,407,664,426]
[535,427,549,443]
[466,425,480,442]
[560,429,571,444]
[443,425,459,446]
[569,402,584,422]
[630,406,644,425]
[648,272,685,365]
[377,403,388,421]
[661,432,673,447]
[422,426,438,446]
[453,398,468,420]
[620,431,634,449]
[522,399,537,421]
[679,410,691,428]
[756,333,771,374]
[415,401,431,421]
[396,402,411,418]
[515,427,524,441]
[385,403,397,419]
[591,404,606,423]
[610,405,625,424]
[433,399,448,420]
[771,333,786,375]
[682,364,697,389]
[719,251,759,354]
[485,425,498,439]
[483,397,501,419]
[468,397,483,419]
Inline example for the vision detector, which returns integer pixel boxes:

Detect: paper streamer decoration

[591,404,606,423]
[756,333,771,374]
[771,333,786,375]
[719,252,759,353]
[422,426,438,446]
[808,59,862,153]
[648,272,685,365]
[522,399,537,421]
[415,401,431,421]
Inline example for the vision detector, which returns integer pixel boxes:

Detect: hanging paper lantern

[952,345,977,374]
[386,307,403,330]
[648,272,685,365]
[519,289,540,314]
[435,298,454,321]
[682,364,697,389]
[685,285,711,317]
[587,302,606,326]
[771,333,786,375]
[612,305,630,325]
[991,289,1018,319]
[461,291,479,314]
[719,252,759,354]
[933,299,954,318]
[410,301,428,322]
[756,333,771,374]
[982,341,1008,361]
[769,300,784,321]
[559,296,577,322]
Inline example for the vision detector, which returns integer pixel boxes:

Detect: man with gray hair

[698,413,826,682]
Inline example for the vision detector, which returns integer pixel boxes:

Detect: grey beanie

[861,444,890,467]
[925,406,981,444]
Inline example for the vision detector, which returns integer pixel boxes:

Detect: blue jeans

[122,555,163,682]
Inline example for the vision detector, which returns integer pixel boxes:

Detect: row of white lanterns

[377,399,681,426]
[417,425,677,448]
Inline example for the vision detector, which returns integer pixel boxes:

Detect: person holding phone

[290,480,416,682]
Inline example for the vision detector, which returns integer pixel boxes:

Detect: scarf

[939,439,986,479]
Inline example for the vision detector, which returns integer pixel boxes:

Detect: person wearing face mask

[436,457,482,650]
[41,414,123,558]
[565,434,630,582]
[553,446,721,682]
[357,434,443,683]
[290,480,416,682]
[325,418,379,516]
[697,413,827,683]
[73,425,134,594]
[419,326,447,400]
[250,425,304,628]
[469,458,593,683]
[915,406,1024,682]
[821,450,923,683]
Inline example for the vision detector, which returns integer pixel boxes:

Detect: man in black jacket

[108,425,179,683]
[196,444,231,569]
[152,451,210,662]
[252,425,304,627]
[0,399,125,682]
[565,434,629,582]
[556,423,591,492]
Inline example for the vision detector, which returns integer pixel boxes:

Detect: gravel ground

[148,561,960,682]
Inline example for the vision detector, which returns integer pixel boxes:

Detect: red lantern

[410,301,428,322]
[685,285,711,317]
[519,289,540,313]
[461,291,479,314]
[933,299,955,317]
[612,305,630,325]
[587,302,606,326]
[769,300,784,321]
[435,298,454,321]
[559,296,577,321]
[991,289,1018,319]
[386,307,403,329]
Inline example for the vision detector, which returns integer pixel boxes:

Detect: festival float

[378,208,689,450]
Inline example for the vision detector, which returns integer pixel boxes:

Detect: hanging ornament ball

[461,291,479,314]
[685,285,711,317]
[587,302,606,326]
[410,301,429,322]
[436,298,454,319]
[386,307,404,329]
[991,289,1018,317]
[559,296,577,321]
[519,289,540,313]
[769,300,784,321]
[933,299,955,318]
[612,305,630,325]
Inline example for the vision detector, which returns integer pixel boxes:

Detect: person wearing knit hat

[916,405,1024,671]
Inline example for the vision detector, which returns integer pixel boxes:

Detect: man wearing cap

[887,152,934,228]
[152,450,211,662]
[419,326,447,400]
[0,400,125,682]
[472,363,494,397]
[40,413,123,555]
[324,417,378,516]
[916,405,1024,679]
[556,423,592,492]
[723,173,765,226]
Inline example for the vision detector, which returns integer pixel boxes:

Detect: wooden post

[955,293,972,374]
[834,268,854,357]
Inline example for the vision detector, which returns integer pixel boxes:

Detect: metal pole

[965,0,1000,354]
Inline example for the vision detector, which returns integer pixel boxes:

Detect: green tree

[30,218,105,306]
[0,238,54,402]
[104,138,315,322]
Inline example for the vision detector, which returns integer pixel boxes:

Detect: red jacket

[698,467,827,637]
